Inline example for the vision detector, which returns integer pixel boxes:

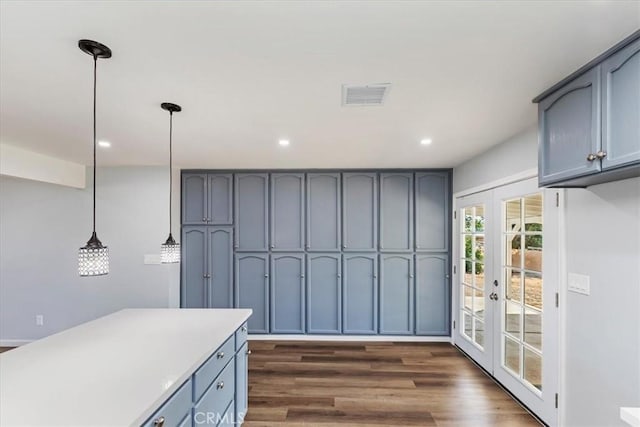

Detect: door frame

[451,169,566,427]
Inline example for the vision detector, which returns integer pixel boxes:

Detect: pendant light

[160,102,181,263]
[78,39,111,277]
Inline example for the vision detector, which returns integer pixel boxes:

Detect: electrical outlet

[36,315,44,326]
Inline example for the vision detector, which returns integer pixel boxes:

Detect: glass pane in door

[460,205,486,348]
[501,194,544,393]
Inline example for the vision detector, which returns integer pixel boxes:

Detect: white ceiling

[1,1,639,169]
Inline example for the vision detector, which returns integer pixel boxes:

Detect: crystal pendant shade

[78,232,109,276]
[161,234,181,264]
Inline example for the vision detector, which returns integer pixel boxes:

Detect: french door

[454,178,559,426]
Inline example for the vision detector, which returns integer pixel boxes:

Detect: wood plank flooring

[245,341,541,427]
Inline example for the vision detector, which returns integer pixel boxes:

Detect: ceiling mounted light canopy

[160,102,181,264]
[78,39,111,277]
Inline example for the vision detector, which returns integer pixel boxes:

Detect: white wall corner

[0,143,86,189]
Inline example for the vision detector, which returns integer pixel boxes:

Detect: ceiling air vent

[342,83,391,106]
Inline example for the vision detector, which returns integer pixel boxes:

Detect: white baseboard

[248,334,451,342]
[0,339,32,347]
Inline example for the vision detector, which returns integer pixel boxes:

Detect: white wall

[453,130,640,426]
[0,166,181,343]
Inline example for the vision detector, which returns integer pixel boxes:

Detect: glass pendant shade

[161,233,180,264]
[79,232,109,276]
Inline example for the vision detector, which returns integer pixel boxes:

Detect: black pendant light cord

[92,54,97,235]
[168,111,173,237]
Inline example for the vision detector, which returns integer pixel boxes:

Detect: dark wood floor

[245,341,540,427]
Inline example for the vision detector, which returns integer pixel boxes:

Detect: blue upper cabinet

[209,174,233,225]
[535,32,640,187]
[182,174,208,225]
[379,173,413,252]
[235,174,269,251]
[415,172,449,252]
[271,174,305,251]
[538,68,601,186]
[342,173,377,252]
[601,38,640,171]
[307,173,341,252]
[270,253,305,333]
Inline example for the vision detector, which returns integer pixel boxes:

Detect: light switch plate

[568,273,590,295]
[144,254,162,265]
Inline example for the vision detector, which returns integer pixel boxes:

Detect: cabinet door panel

[415,172,449,252]
[602,39,640,170]
[271,254,305,333]
[380,173,413,251]
[209,227,233,308]
[235,174,268,251]
[343,173,377,251]
[235,342,249,424]
[209,174,233,225]
[343,254,377,334]
[182,226,207,308]
[182,174,207,225]
[307,254,341,334]
[380,254,414,335]
[416,254,449,335]
[271,174,305,251]
[538,68,601,185]
[236,254,269,333]
[307,174,341,251]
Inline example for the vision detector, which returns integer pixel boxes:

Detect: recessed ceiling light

[98,140,111,148]
[420,138,432,146]
[279,139,290,147]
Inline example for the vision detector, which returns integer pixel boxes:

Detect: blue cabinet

[270,254,305,333]
[182,226,207,308]
[182,174,208,225]
[143,378,192,427]
[415,172,449,252]
[235,253,269,333]
[415,254,449,335]
[342,173,377,251]
[209,174,233,225]
[379,173,413,252]
[209,227,233,308]
[379,254,414,335]
[343,254,378,334]
[271,174,305,251]
[307,253,341,334]
[535,32,640,187]
[235,174,268,251]
[235,342,249,424]
[306,173,341,251]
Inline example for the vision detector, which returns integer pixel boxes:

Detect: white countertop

[621,407,640,427]
[0,308,252,427]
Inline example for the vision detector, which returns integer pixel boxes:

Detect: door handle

[493,279,499,287]
[490,292,498,301]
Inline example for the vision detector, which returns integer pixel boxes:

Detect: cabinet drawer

[235,322,248,351]
[218,400,235,426]
[142,378,192,427]
[194,336,235,401]
[194,360,236,425]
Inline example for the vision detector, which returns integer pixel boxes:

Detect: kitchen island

[0,308,252,426]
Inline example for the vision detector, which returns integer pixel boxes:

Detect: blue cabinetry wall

[182,170,452,336]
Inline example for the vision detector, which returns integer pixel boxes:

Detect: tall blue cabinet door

[235,342,249,424]
[307,254,341,334]
[415,254,449,335]
[415,172,449,252]
[379,254,414,335]
[538,68,601,185]
[182,174,208,225]
[270,254,305,333]
[208,174,233,225]
[209,227,233,308]
[342,173,377,252]
[343,254,378,334]
[601,38,640,170]
[307,173,341,252]
[236,253,269,333]
[235,174,268,251]
[270,174,305,251]
[182,226,207,308]
[379,173,413,251]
